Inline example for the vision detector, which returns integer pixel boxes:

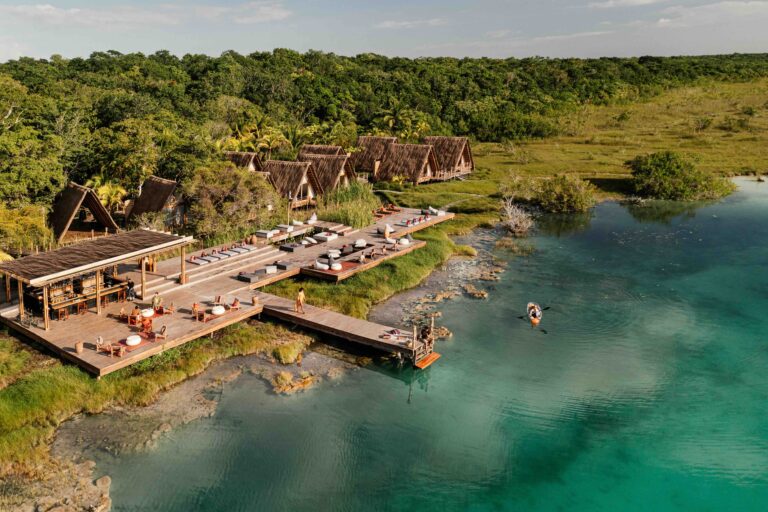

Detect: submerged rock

[463,284,489,299]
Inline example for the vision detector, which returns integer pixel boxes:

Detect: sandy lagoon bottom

[90,179,768,511]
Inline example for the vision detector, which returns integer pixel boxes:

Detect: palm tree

[282,124,307,151]
[86,173,127,213]
[258,131,289,160]
[376,97,412,134]
[98,182,128,213]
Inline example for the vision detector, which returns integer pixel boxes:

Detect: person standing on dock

[126,278,136,300]
[295,287,306,314]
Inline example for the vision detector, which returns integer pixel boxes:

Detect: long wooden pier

[0,208,452,376]
[256,292,434,362]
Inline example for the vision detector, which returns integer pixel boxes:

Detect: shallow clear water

[97,179,768,511]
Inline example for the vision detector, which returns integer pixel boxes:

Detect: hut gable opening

[51,183,119,242]
[262,160,323,207]
[351,136,397,174]
[422,136,474,178]
[376,144,439,184]
[298,154,356,192]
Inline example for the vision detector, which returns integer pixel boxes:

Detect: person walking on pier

[295,287,306,315]
[126,278,136,300]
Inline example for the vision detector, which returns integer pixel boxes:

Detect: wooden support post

[17,280,25,320]
[140,257,146,300]
[4,273,10,303]
[42,285,50,331]
[180,246,187,284]
[95,269,102,315]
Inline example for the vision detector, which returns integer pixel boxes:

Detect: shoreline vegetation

[1,50,767,509]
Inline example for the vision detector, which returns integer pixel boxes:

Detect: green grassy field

[379,79,768,210]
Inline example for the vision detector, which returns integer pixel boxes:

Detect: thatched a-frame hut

[50,183,119,242]
[351,136,397,175]
[128,175,178,222]
[297,144,345,158]
[298,154,356,192]
[224,151,264,172]
[262,161,323,208]
[376,144,440,184]
[422,136,474,179]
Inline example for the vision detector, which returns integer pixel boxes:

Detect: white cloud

[376,18,447,29]
[0,2,292,29]
[656,1,768,28]
[589,0,668,7]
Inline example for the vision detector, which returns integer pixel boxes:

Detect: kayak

[527,302,542,326]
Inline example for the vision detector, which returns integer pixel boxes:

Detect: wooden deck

[0,208,454,375]
[256,292,427,360]
[300,240,427,282]
[0,289,262,377]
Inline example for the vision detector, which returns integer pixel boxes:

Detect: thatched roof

[351,136,397,173]
[298,144,345,158]
[0,250,13,263]
[0,230,193,286]
[376,144,439,183]
[422,136,474,173]
[129,176,177,220]
[224,151,263,172]
[50,183,119,242]
[262,160,323,198]
[297,154,356,192]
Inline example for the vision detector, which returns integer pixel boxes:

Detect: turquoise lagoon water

[96,179,768,511]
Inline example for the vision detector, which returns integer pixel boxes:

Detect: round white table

[125,335,142,346]
[141,308,155,318]
[211,305,226,316]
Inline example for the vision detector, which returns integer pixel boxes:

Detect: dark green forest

[1,50,767,218]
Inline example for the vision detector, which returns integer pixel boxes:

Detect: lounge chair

[154,325,168,341]
[213,295,223,306]
[163,303,175,315]
[128,312,141,326]
[229,300,241,311]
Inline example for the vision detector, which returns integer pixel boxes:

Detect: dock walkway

[256,292,428,361]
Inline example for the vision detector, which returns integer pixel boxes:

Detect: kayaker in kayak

[527,302,542,327]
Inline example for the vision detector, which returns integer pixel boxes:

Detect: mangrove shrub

[627,151,735,200]
[534,174,597,213]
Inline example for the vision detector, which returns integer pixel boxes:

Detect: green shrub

[626,151,735,201]
[533,174,596,213]
[317,181,381,228]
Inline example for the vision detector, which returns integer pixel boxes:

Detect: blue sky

[1,0,767,61]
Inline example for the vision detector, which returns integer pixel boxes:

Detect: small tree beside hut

[183,163,283,242]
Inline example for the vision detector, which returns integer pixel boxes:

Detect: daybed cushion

[330,263,343,271]
[314,261,330,270]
